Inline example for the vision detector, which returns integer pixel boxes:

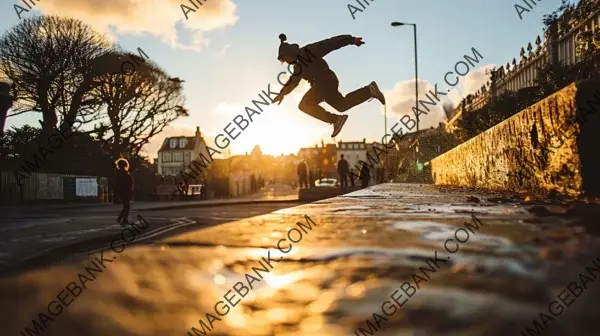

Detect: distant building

[298,141,337,176]
[337,139,368,170]
[298,147,316,168]
[156,126,209,176]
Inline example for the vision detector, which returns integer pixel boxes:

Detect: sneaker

[368,81,386,105]
[331,115,348,137]
[120,219,130,226]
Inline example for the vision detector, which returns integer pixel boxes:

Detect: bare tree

[92,55,189,158]
[0,16,110,136]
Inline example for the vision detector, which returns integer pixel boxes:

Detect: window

[170,139,177,148]
[166,167,181,176]
[184,152,191,162]
[179,138,188,148]
[162,152,172,162]
[173,152,183,162]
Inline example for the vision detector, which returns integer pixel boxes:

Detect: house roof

[158,136,197,152]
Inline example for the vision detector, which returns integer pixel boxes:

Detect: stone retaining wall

[431,80,600,197]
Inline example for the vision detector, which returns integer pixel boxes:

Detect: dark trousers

[339,173,348,189]
[299,74,372,124]
[118,195,130,222]
[361,178,369,188]
[299,175,308,188]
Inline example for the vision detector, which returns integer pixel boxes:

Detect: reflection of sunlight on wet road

[5,184,598,336]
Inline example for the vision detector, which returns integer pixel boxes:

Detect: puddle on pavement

[176,244,546,335]
[391,221,514,251]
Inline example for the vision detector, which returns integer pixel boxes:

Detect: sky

[1,0,568,158]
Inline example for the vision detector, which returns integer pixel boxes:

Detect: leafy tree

[0,125,40,169]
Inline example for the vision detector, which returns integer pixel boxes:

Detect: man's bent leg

[326,86,372,112]
[299,84,338,124]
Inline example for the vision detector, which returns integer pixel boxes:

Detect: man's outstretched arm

[305,35,363,58]
[273,66,302,104]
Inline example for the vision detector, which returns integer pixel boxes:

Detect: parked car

[314,178,339,188]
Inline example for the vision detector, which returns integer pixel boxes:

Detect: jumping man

[272,33,386,137]
[115,158,134,226]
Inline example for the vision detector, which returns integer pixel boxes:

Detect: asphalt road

[0,201,306,275]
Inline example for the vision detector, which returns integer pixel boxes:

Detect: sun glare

[229,86,330,156]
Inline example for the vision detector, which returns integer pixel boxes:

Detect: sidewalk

[0,185,299,214]
[2,183,600,336]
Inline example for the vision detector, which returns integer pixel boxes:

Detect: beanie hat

[277,34,299,61]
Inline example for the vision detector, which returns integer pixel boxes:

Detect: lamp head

[391,22,405,26]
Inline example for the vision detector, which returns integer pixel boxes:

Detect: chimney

[195,126,200,137]
[363,138,366,143]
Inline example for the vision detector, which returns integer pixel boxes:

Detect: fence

[446,5,600,130]
[0,171,110,204]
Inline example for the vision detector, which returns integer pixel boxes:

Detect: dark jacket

[297,162,308,176]
[337,158,349,174]
[359,163,370,180]
[115,170,133,199]
[280,35,354,96]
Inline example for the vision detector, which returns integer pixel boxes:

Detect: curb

[0,198,301,214]
[136,198,302,211]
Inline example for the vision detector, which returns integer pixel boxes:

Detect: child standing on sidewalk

[115,158,134,226]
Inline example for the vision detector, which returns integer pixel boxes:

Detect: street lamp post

[391,21,419,133]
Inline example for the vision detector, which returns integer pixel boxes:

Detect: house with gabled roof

[156,126,210,177]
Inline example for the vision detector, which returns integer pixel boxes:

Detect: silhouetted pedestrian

[203,179,209,200]
[115,158,133,226]
[250,174,257,192]
[177,182,185,200]
[297,160,309,188]
[359,162,370,188]
[337,154,349,190]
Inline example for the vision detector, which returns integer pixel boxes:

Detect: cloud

[383,64,495,130]
[35,0,238,52]
[384,79,454,130]
[462,64,495,97]
[213,44,230,57]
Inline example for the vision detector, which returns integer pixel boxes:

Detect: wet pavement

[0,202,306,273]
[2,183,600,335]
